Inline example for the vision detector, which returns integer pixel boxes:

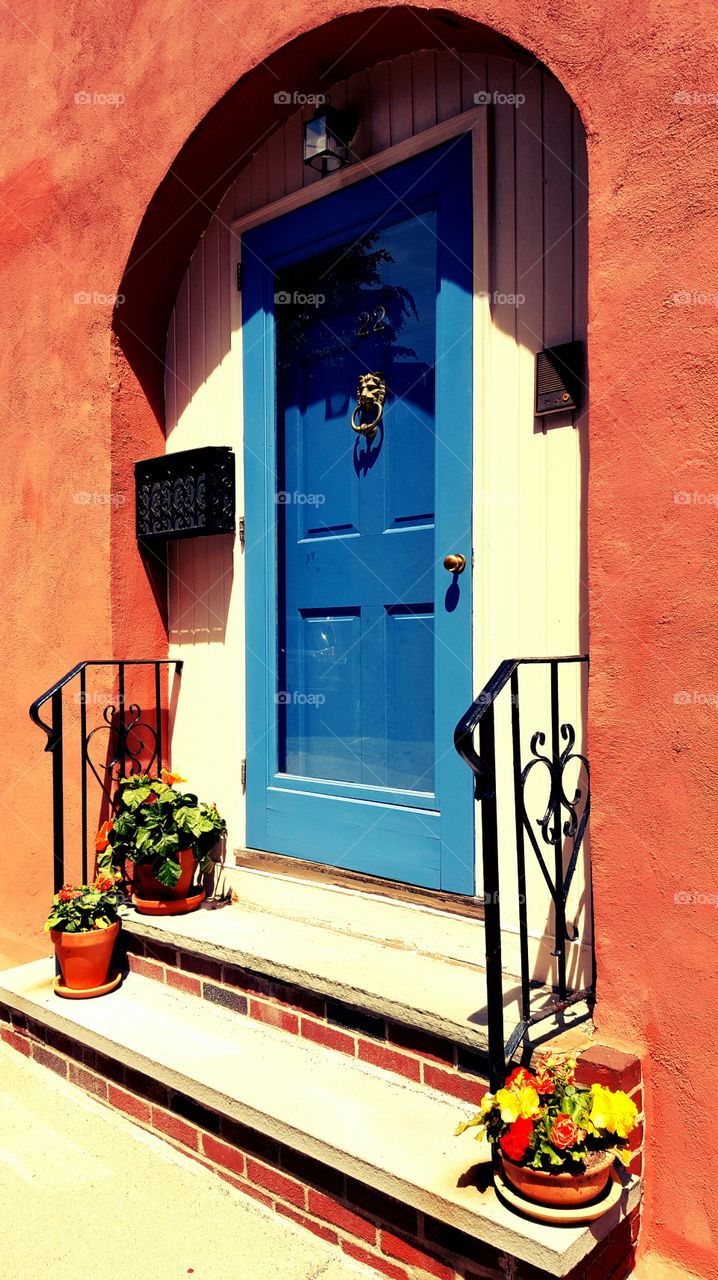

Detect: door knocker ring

[351,372,386,440]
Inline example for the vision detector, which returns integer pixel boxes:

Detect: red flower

[505,1066,539,1091]
[93,874,115,892]
[95,820,113,853]
[550,1113,580,1149]
[500,1116,534,1162]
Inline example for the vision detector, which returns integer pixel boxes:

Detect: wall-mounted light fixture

[303,106,358,177]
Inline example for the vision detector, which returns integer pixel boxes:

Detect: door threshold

[233,848,485,921]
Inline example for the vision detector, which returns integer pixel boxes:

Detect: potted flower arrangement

[456,1056,638,1216]
[44,873,122,998]
[97,769,227,915]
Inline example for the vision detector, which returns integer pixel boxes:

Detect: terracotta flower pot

[134,848,197,901]
[498,1148,615,1207]
[50,920,119,992]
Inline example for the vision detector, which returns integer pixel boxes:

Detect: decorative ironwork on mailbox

[135,446,235,543]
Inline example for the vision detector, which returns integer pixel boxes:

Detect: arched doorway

[117,19,589,985]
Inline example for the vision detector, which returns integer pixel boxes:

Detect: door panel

[243,137,475,892]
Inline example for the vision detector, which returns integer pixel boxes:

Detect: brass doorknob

[443,553,466,574]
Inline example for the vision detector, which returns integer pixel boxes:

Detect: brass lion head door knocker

[351,372,386,440]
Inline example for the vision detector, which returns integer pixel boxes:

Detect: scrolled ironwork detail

[135,446,235,543]
[85,700,159,810]
[519,720,590,932]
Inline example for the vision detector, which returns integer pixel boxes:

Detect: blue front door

[243,137,474,893]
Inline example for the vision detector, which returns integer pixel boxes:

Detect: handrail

[454,654,592,1091]
[30,660,182,748]
[29,659,183,894]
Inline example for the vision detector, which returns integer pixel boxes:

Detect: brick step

[119,899,581,1103]
[120,928,489,1106]
[0,960,640,1280]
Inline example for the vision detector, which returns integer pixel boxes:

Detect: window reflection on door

[276,212,438,793]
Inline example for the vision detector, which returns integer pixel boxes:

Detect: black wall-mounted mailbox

[535,342,583,416]
[135,446,236,543]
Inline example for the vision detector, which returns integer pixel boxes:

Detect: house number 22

[357,306,387,337]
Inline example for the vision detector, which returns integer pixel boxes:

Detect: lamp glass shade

[303,109,351,174]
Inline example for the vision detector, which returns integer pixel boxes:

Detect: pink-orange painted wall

[0,2,716,1274]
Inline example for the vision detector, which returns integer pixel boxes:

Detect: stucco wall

[0,3,717,1275]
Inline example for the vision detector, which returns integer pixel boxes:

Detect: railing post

[550,660,568,999]
[80,666,88,883]
[117,661,126,780]
[478,701,506,1093]
[50,689,65,895]
[510,668,531,1028]
[154,661,163,774]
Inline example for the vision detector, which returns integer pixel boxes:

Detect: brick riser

[0,1003,639,1280]
[121,932,491,1106]
[120,937,648,1180]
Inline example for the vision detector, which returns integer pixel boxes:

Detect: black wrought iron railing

[455,656,594,1091]
[30,660,182,893]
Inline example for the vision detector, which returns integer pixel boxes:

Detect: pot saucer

[53,970,122,1000]
[493,1167,622,1225]
[131,889,205,916]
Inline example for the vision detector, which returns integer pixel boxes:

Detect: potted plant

[44,874,122,997]
[98,769,227,914]
[456,1056,638,1213]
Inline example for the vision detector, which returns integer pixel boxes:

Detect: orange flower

[93,873,116,892]
[550,1113,580,1149]
[95,819,113,853]
[534,1072,555,1095]
[161,768,187,786]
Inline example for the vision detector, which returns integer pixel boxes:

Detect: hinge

[236,262,242,292]
[238,515,245,549]
[241,758,246,793]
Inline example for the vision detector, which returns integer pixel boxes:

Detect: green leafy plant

[456,1057,639,1172]
[44,875,122,934]
[98,770,227,890]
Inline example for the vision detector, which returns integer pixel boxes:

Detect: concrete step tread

[0,959,638,1278]
[123,899,559,1052]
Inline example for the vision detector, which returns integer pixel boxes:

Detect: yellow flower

[589,1085,638,1139]
[495,1085,541,1123]
[161,768,187,786]
[480,1092,495,1114]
